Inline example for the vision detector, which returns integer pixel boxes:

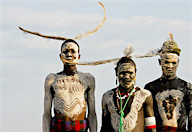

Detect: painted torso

[144,77,192,131]
[48,71,91,121]
[101,87,151,132]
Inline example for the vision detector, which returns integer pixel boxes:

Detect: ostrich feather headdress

[19,2,106,40]
[158,32,181,56]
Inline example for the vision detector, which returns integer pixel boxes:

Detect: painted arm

[187,83,192,131]
[100,94,113,132]
[144,94,156,132]
[43,74,55,132]
[87,74,97,132]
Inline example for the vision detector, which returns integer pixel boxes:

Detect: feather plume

[74,2,106,39]
[168,32,174,41]
[60,55,120,66]
[19,26,68,40]
[133,47,160,58]
[123,45,134,57]
[60,44,159,66]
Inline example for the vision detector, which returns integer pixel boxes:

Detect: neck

[63,64,77,75]
[162,74,177,80]
[118,85,134,94]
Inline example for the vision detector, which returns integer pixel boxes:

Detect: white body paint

[155,89,184,127]
[53,74,86,120]
[123,89,151,132]
[60,42,79,64]
[103,88,151,132]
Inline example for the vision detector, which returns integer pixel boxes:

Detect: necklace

[116,87,136,100]
[117,86,136,132]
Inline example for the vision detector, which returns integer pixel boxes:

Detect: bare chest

[52,74,88,100]
[52,74,88,118]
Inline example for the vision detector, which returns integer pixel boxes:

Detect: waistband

[50,117,87,132]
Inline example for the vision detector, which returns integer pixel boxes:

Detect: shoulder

[78,71,95,86]
[102,89,115,101]
[77,71,95,80]
[137,87,151,98]
[44,73,57,86]
[45,73,56,82]
[144,78,161,90]
[177,77,192,86]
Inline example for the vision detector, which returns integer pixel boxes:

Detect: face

[60,42,80,65]
[160,53,179,78]
[117,63,136,89]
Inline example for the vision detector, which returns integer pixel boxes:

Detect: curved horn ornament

[19,2,106,40]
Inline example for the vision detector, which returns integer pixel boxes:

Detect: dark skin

[101,62,156,132]
[43,42,97,132]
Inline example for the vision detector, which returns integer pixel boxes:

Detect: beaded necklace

[117,86,136,132]
[116,87,136,100]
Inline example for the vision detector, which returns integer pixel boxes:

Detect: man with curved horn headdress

[144,33,192,132]
[19,2,106,132]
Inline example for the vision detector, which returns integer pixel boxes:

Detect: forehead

[118,63,135,72]
[61,42,79,51]
[160,53,179,61]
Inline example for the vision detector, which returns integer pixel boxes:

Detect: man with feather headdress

[100,46,156,132]
[144,33,192,132]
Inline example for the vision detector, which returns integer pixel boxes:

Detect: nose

[66,51,73,56]
[124,73,131,79]
[167,63,173,68]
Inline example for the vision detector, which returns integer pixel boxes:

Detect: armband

[145,117,156,129]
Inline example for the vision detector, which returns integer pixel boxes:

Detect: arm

[186,83,192,131]
[43,74,55,132]
[100,93,113,132]
[87,74,97,132]
[144,94,156,132]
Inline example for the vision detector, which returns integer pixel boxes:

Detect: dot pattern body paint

[45,71,95,121]
[53,74,86,120]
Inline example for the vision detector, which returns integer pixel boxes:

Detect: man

[43,39,97,132]
[144,33,192,132]
[101,57,156,132]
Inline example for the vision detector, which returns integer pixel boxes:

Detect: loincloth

[50,117,88,132]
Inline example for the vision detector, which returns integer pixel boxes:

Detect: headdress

[61,33,180,66]
[60,44,160,66]
[19,2,106,40]
[158,32,181,56]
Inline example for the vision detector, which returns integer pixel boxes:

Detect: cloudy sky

[0,0,191,131]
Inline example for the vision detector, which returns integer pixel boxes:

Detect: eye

[172,62,176,64]
[71,49,76,53]
[63,50,69,54]
[119,72,124,76]
[129,71,133,74]
[164,61,169,64]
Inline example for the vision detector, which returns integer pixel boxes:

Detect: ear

[59,53,62,59]
[158,59,161,66]
[78,54,81,59]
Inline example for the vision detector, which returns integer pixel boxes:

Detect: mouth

[123,80,132,83]
[166,70,173,73]
[65,57,74,61]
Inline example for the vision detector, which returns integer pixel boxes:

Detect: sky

[0,0,192,131]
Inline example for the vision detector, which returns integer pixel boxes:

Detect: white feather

[124,45,134,57]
